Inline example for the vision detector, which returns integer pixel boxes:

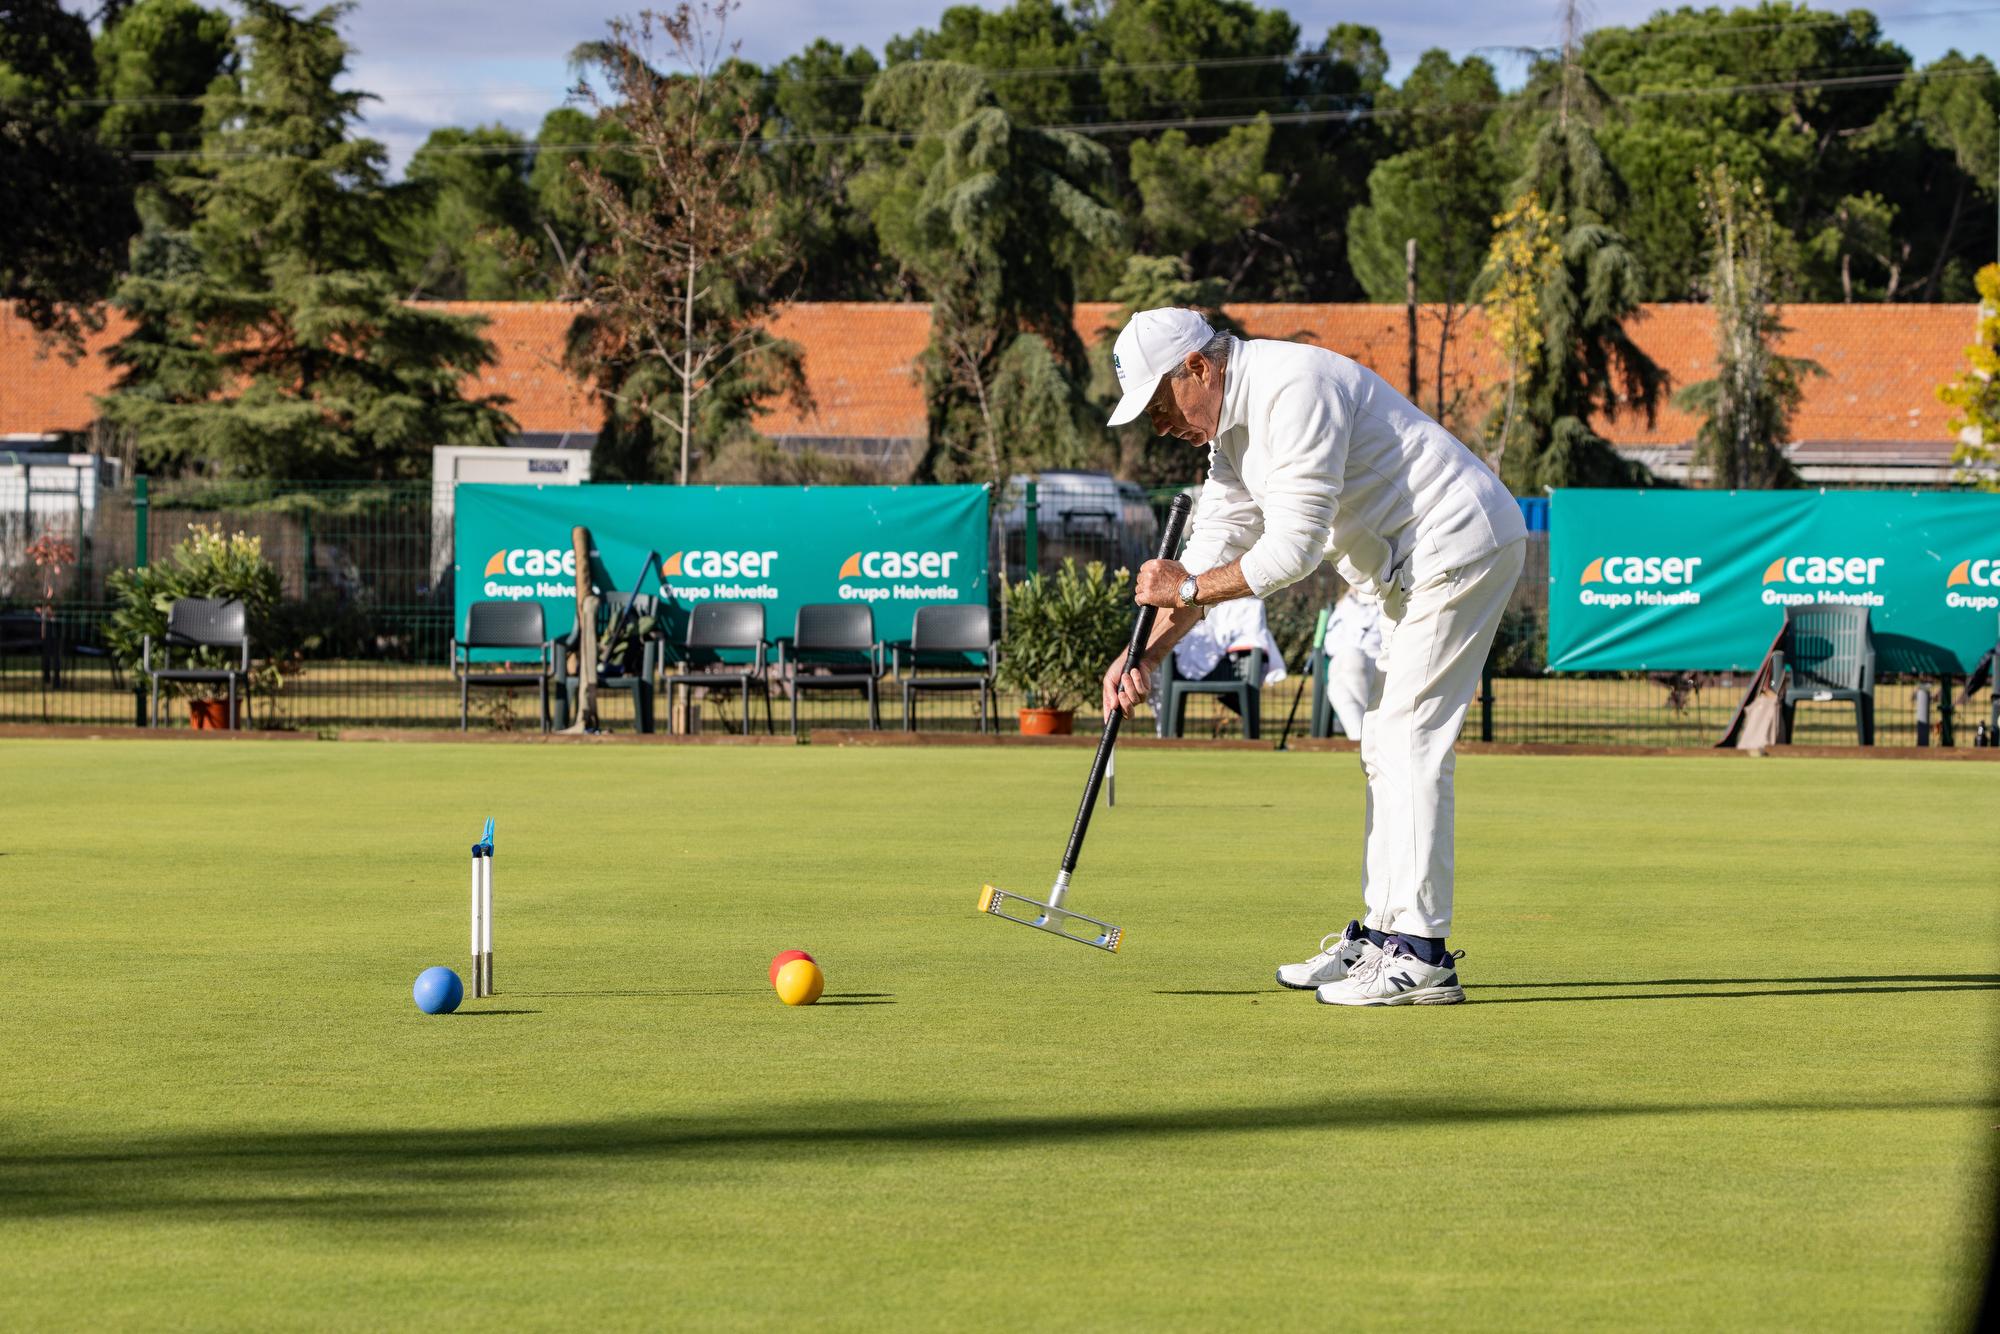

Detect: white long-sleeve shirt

[1178,336,1526,597]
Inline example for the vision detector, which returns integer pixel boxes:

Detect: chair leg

[790,683,800,737]
[150,677,159,729]
[1244,689,1259,741]
[903,682,915,732]
[763,683,774,735]
[540,678,549,733]
[981,682,989,734]
[460,677,469,731]
[637,681,654,734]
[1858,698,1873,747]
[868,678,879,731]
[228,677,238,730]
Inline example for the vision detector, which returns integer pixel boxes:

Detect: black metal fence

[0,472,1982,747]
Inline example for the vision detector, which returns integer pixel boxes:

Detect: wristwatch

[1178,575,1200,607]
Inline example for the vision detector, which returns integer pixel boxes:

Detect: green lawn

[1,740,1994,1330]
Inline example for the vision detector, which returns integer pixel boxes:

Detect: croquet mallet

[976,492,1194,952]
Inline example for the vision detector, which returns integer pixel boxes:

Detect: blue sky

[110,2,2000,171]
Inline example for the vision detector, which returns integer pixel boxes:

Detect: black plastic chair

[1157,647,1265,740]
[144,598,252,728]
[554,592,661,733]
[1774,604,1876,745]
[891,605,997,732]
[452,601,554,732]
[779,604,885,734]
[664,602,772,735]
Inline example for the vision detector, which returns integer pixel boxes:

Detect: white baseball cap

[1106,308,1217,427]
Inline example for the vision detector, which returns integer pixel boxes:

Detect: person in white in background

[1098,308,1526,1008]
[1322,588,1386,741]
[1161,594,1287,730]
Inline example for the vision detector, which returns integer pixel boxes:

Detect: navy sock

[1362,926,1391,949]
[1388,933,1448,966]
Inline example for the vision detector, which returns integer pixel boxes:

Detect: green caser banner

[454,483,990,653]
[1547,489,2000,674]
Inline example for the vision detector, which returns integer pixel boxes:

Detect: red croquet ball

[769,949,815,984]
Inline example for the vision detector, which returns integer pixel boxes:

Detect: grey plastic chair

[554,592,661,733]
[664,602,772,735]
[144,598,252,728]
[780,603,885,735]
[452,600,554,732]
[892,605,996,732]
[1157,647,1265,740]
[1774,604,1876,745]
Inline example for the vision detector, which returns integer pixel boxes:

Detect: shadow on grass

[1471,981,2000,1005]
[1157,990,1264,996]
[4,1093,1991,1225]
[451,1009,541,1017]
[1487,974,2000,989]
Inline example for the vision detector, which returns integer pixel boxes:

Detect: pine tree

[1676,165,1820,489]
[97,1,513,479]
[1492,10,1664,492]
[854,60,1123,487]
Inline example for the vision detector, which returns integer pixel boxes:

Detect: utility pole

[1405,238,1420,401]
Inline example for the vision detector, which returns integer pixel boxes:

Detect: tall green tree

[92,0,234,228]
[854,60,1122,486]
[97,0,514,479]
[1489,30,1663,491]
[1675,164,1819,488]
[884,0,1087,124]
[1586,5,1939,301]
[397,125,541,300]
[1,0,136,342]
[762,40,895,300]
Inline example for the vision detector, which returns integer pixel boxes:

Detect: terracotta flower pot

[188,698,232,730]
[1017,707,1075,736]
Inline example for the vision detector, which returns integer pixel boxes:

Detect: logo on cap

[1112,351,1122,377]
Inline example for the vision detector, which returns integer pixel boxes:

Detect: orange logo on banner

[483,551,507,576]
[660,551,683,576]
[1947,559,1971,587]
[1579,557,1604,584]
[838,552,862,578]
[1761,557,1787,583]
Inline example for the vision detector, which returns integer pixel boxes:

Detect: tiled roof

[3,299,1979,459]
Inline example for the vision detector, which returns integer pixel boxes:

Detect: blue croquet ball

[413,966,464,1015]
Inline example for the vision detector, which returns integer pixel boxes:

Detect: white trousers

[1325,649,1382,740]
[1358,538,1525,939]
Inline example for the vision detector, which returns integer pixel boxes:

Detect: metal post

[1940,673,1956,748]
[133,475,150,726]
[1024,480,1039,578]
[134,475,149,568]
[1405,238,1420,401]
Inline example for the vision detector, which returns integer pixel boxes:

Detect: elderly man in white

[1101,308,1526,1007]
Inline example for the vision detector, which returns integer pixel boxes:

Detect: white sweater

[1179,336,1525,597]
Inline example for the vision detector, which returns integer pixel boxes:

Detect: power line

[122,61,1999,163]
[50,4,2000,110]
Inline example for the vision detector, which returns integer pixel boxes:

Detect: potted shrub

[107,524,285,728]
[999,559,1134,735]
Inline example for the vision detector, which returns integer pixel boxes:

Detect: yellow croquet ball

[773,957,824,1006]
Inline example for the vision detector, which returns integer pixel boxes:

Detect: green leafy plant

[998,559,1133,714]
[107,523,286,705]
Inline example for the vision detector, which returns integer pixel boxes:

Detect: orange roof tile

[3,300,1979,457]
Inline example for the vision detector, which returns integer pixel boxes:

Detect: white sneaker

[1275,921,1373,990]
[1315,942,1466,1006]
